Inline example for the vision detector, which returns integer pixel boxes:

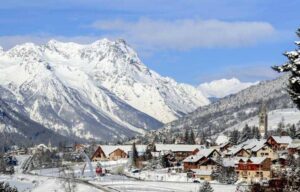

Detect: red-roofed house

[235,157,272,183]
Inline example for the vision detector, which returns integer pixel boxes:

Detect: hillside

[141,74,299,143]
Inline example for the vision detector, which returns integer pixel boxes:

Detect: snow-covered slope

[0,39,209,141]
[140,74,299,144]
[198,78,258,98]
[227,108,300,132]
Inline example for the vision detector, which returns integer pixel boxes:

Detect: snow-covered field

[1,156,240,192]
[0,174,102,192]
[96,180,238,192]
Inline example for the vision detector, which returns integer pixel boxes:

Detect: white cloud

[198,78,258,98]
[197,64,281,84]
[90,18,277,50]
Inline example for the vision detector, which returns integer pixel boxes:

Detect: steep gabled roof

[226,146,250,156]
[269,136,292,144]
[95,145,147,157]
[236,157,267,165]
[155,144,206,152]
[251,143,271,152]
[196,149,220,157]
[183,155,205,163]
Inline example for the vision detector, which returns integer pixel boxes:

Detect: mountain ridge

[0,39,209,141]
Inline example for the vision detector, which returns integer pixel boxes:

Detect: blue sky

[0,0,299,84]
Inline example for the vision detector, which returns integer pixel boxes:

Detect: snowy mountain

[140,74,299,143]
[198,78,258,98]
[0,96,75,147]
[0,39,209,141]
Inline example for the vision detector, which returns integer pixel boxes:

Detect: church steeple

[259,102,268,137]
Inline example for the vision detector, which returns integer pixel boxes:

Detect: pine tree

[289,124,297,138]
[240,124,252,143]
[229,130,240,145]
[199,181,214,192]
[252,127,261,140]
[251,183,264,192]
[199,131,206,145]
[189,129,196,144]
[161,154,169,168]
[131,142,138,168]
[272,28,300,109]
[0,182,18,192]
[212,157,225,183]
[0,154,6,173]
[184,129,189,144]
[286,154,297,170]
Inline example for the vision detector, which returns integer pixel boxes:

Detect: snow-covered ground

[226,108,300,132]
[1,156,240,192]
[96,180,238,192]
[0,155,105,192]
[0,174,102,192]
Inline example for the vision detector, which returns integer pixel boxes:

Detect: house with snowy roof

[182,148,221,181]
[197,148,221,159]
[91,145,146,161]
[287,139,300,155]
[154,144,206,161]
[183,155,220,181]
[224,146,251,158]
[190,169,214,181]
[235,157,272,183]
[250,143,276,160]
[266,136,292,151]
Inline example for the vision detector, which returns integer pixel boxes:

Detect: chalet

[251,143,276,160]
[287,139,300,155]
[155,144,206,161]
[241,139,266,152]
[183,155,207,170]
[91,145,147,161]
[225,147,251,158]
[235,157,272,183]
[197,149,221,159]
[267,136,292,151]
[191,169,213,181]
[108,148,127,160]
[91,146,107,161]
[223,140,267,158]
[183,149,221,171]
[183,155,220,181]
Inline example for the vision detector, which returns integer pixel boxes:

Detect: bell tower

[259,103,268,137]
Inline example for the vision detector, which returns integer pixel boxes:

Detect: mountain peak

[0,38,210,141]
